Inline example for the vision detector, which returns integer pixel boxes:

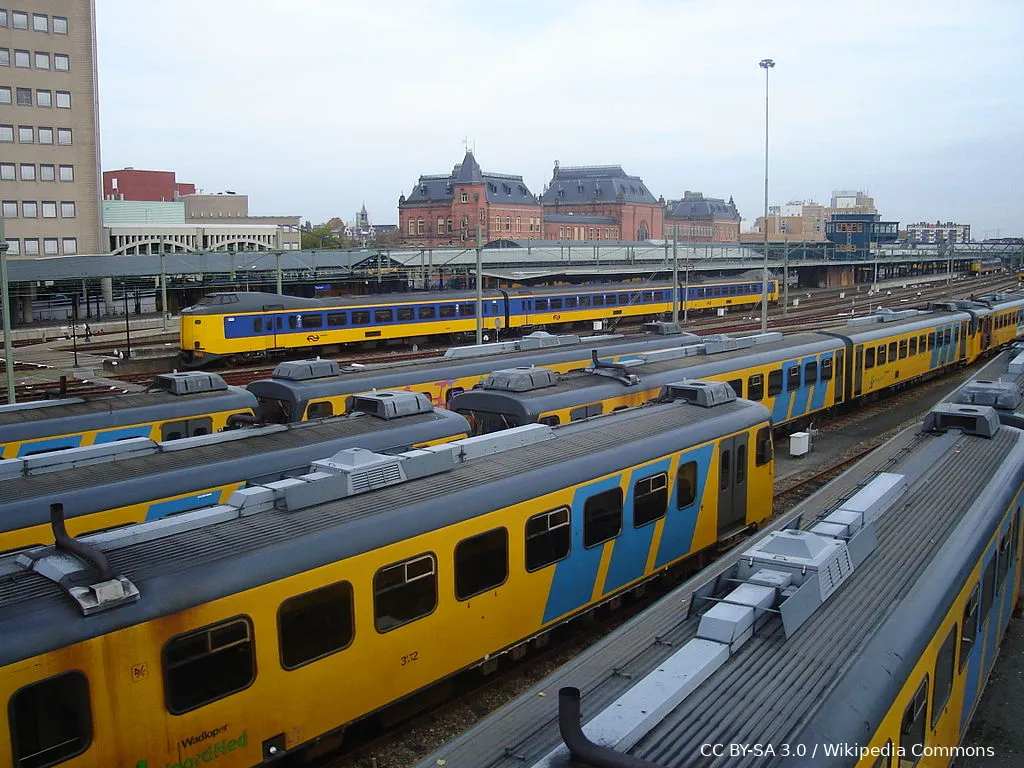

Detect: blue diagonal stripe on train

[17,435,83,456]
[601,457,672,595]
[810,353,832,412]
[542,473,624,624]
[94,425,154,443]
[146,490,222,521]
[790,356,817,417]
[771,360,798,424]
[930,328,941,369]
[653,444,714,569]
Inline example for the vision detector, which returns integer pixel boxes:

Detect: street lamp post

[759,57,775,334]
[0,218,14,404]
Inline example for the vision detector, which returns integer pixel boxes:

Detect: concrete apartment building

[904,221,971,245]
[1,0,102,256]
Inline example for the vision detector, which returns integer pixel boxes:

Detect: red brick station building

[398,152,735,247]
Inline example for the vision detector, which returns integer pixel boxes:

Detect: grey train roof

[451,333,841,419]
[0,386,256,443]
[245,331,704,407]
[541,165,658,205]
[0,396,769,666]
[0,406,469,534]
[415,407,1024,768]
[403,152,539,206]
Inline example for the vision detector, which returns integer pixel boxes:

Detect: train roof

[418,406,1024,768]
[0,384,256,443]
[0,399,469,534]
[0,393,770,666]
[245,331,705,406]
[450,332,839,418]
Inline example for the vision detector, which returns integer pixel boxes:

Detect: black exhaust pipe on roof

[558,687,667,768]
[50,502,113,581]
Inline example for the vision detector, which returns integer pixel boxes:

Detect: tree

[301,222,344,250]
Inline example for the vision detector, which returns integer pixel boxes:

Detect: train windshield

[458,409,521,436]
[256,397,292,424]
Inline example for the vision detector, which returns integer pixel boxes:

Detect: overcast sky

[97,0,1023,237]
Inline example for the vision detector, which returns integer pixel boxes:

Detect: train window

[877,345,887,365]
[253,317,263,333]
[458,303,475,317]
[593,295,605,307]
[583,488,623,548]
[943,329,952,345]
[161,419,189,441]
[677,461,698,507]
[440,305,456,318]
[931,625,956,728]
[9,671,92,768]
[634,472,668,527]
[909,337,917,356]
[418,306,436,319]
[821,358,833,381]
[374,554,438,633]
[606,294,619,305]
[278,581,354,670]
[302,314,324,329]
[276,317,283,330]
[455,528,509,600]
[372,309,391,323]
[786,367,801,392]
[579,296,591,307]
[189,418,212,437]
[306,400,334,420]
[327,312,348,326]
[570,404,602,421]
[960,585,979,671]
[870,741,892,768]
[865,347,875,369]
[618,294,631,305]
[887,342,897,361]
[288,315,299,330]
[927,333,935,351]
[898,340,908,359]
[535,299,549,311]
[980,555,996,619]
[538,415,560,427]
[525,507,571,571]
[351,311,370,325]
[755,427,773,466]
[719,449,731,491]
[997,532,1011,588]
[804,361,818,384]
[767,369,783,396]
[444,387,464,406]
[727,379,742,397]
[163,617,256,714]
[550,298,563,310]
[898,676,928,767]
[747,374,764,401]
[642,291,652,302]
[735,444,747,485]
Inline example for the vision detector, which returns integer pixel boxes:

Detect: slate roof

[541,164,659,206]
[402,151,539,206]
[543,213,618,225]
[666,194,740,221]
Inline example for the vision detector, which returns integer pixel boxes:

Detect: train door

[263,304,284,349]
[854,345,863,398]
[833,349,845,404]
[959,320,969,360]
[716,434,749,535]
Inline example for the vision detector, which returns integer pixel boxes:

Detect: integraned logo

[135,729,247,768]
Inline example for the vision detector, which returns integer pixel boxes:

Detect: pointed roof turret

[454,151,484,185]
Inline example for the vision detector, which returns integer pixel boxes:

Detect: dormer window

[460,191,468,203]
[558,189,565,198]
[577,184,584,193]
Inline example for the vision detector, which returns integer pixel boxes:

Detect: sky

[97,0,1024,237]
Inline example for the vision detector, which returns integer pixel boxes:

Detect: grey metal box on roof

[954,381,1021,410]
[272,359,343,381]
[923,403,1001,438]
[482,367,559,392]
[660,380,737,407]
[346,391,433,419]
[152,371,229,394]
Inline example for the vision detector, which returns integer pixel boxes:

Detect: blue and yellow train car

[969,257,1003,275]
[0,392,468,553]
[0,372,256,460]
[0,383,771,768]
[180,278,779,365]
[411,397,1024,768]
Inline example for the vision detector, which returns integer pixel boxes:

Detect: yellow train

[0,382,772,767]
[450,294,1024,434]
[180,277,780,365]
[0,372,256,460]
[414,374,1024,768]
[0,392,468,553]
